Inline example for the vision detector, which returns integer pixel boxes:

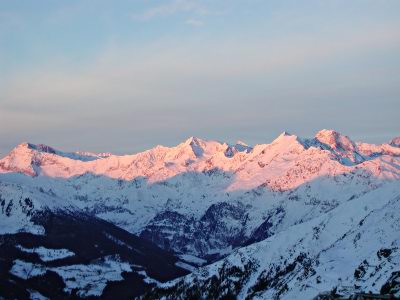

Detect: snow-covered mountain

[145,182,400,299]
[1,129,399,299]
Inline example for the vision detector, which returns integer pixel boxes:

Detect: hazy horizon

[1,0,399,157]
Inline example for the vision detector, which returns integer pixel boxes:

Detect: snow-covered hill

[1,129,399,298]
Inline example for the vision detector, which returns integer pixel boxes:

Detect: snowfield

[16,245,75,261]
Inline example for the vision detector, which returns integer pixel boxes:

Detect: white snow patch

[137,270,161,286]
[10,255,132,298]
[16,245,75,261]
[175,261,197,272]
[10,260,46,280]
[29,289,49,300]
[178,254,207,266]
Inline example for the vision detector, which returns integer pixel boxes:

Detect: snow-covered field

[10,255,132,297]
[16,245,75,261]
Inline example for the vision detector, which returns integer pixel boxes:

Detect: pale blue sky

[1,0,399,156]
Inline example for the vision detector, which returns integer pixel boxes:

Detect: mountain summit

[315,129,355,150]
[390,136,400,147]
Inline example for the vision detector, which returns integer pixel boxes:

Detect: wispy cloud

[133,0,208,21]
[185,18,204,27]
[2,24,399,112]
[0,11,25,34]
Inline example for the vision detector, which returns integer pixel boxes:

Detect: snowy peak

[268,131,305,153]
[278,131,291,137]
[390,136,400,147]
[271,131,299,144]
[12,142,63,156]
[0,143,38,176]
[184,136,203,145]
[11,142,34,152]
[183,136,206,157]
[0,142,113,177]
[172,136,228,159]
[6,142,108,162]
[313,129,365,164]
[315,129,356,152]
[166,137,206,161]
[27,143,57,154]
[233,140,252,153]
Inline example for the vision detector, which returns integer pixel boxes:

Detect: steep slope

[143,182,400,299]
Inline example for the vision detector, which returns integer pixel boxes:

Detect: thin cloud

[185,18,204,27]
[132,0,208,21]
[2,24,399,110]
[0,11,25,34]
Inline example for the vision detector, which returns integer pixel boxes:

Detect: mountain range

[1,129,399,299]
